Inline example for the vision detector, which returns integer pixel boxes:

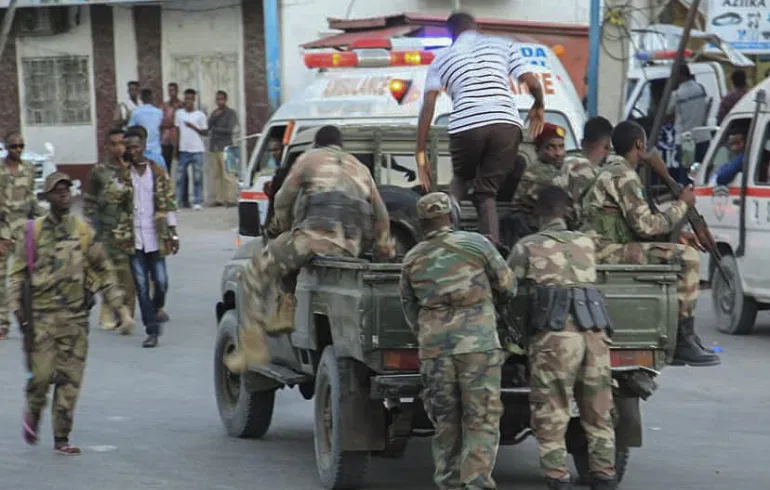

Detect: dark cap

[43,171,72,193]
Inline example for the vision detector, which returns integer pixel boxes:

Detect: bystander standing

[208,90,239,207]
[129,89,167,171]
[175,89,208,210]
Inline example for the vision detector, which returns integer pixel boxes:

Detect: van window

[249,125,288,186]
[753,124,770,185]
[704,117,751,185]
[382,153,453,188]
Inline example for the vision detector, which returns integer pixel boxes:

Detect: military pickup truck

[214,126,676,489]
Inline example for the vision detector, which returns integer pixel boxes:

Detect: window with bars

[22,56,92,125]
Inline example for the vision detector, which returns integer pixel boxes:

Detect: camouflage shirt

[511,158,563,218]
[558,155,605,228]
[83,161,134,259]
[581,155,688,249]
[508,218,597,285]
[399,226,515,359]
[273,146,394,259]
[7,213,124,314]
[0,159,44,242]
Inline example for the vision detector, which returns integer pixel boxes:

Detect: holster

[530,286,571,333]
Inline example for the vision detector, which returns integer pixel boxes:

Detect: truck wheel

[572,446,630,486]
[314,346,371,489]
[378,185,421,244]
[712,254,757,335]
[214,310,276,439]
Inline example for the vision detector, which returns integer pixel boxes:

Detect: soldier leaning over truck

[399,192,515,490]
[508,185,616,490]
[581,120,720,367]
[225,125,396,373]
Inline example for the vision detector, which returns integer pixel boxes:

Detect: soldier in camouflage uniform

[0,132,45,339]
[508,186,616,490]
[505,123,567,247]
[581,120,719,366]
[558,117,614,229]
[9,172,135,455]
[225,126,395,373]
[84,128,136,333]
[400,192,515,490]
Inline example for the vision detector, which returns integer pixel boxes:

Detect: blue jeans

[177,151,204,205]
[130,250,168,336]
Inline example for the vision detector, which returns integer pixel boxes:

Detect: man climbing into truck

[224,125,396,373]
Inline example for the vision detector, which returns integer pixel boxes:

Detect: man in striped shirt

[416,12,545,245]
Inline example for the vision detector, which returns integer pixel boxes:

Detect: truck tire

[378,185,421,246]
[214,310,276,439]
[712,254,757,335]
[572,446,629,486]
[314,346,371,489]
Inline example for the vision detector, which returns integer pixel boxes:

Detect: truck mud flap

[370,374,422,399]
[339,359,387,452]
[614,395,642,448]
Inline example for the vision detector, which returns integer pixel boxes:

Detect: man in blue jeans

[124,128,180,348]
[174,88,208,210]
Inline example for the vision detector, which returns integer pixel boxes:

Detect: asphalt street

[1,206,769,490]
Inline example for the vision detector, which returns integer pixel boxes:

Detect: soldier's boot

[589,473,618,490]
[264,293,296,336]
[100,304,118,331]
[544,477,572,490]
[224,327,270,373]
[671,317,721,367]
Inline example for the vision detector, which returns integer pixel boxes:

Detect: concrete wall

[279,0,592,102]
[113,5,138,103]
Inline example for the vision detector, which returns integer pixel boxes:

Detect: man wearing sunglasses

[0,132,44,340]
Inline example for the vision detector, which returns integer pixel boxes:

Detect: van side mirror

[224,145,241,177]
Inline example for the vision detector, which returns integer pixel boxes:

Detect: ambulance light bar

[635,49,694,62]
[304,49,436,69]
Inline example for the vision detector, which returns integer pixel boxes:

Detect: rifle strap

[429,235,485,269]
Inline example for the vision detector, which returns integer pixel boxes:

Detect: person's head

[124,128,146,164]
[582,116,614,165]
[44,172,73,214]
[727,122,749,155]
[611,120,648,165]
[183,88,197,111]
[533,185,572,226]
[417,192,456,232]
[677,64,693,84]
[314,125,343,148]
[446,12,476,41]
[168,82,179,99]
[534,123,567,165]
[128,81,139,99]
[269,137,282,161]
[216,90,228,109]
[140,88,153,105]
[731,69,747,89]
[106,128,125,160]
[4,131,23,161]
[127,124,148,141]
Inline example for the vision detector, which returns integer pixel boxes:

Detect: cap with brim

[43,172,73,193]
[417,192,452,220]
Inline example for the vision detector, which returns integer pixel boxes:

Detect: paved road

[1,207,769,490]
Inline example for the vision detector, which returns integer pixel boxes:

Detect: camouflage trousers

[0,253,10,330]
[99,256,136,327]
[26,310,89,441]
[597,242,699,320]
[529,329,615,481]
[238,230,351,364]
[420,350,505,490]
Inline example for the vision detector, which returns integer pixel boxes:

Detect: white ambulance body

[690,77,770,335]
[231,38,587,242]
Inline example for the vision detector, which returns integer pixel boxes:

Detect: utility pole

[0,0,19,64]
[451,0,461,11]
[586,0,601,117]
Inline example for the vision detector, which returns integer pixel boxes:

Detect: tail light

[382,350,421,370]
[611,349,654,369]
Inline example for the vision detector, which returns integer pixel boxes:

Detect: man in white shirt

[416,12,545,246]
[175,88,208,210]
[116,80,142,129]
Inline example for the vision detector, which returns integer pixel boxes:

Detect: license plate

[570,399,580,417]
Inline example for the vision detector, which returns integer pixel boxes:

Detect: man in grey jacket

[208,90,239,207]
[668,65,711,167]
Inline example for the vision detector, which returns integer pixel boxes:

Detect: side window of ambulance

[704,117,751,185]
[249,125,287,186]
[753,123,770,185]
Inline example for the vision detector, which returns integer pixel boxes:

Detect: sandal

[22,412,39,445]
[54,442,82,456]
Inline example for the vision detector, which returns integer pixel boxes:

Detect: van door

[746,118,770,296]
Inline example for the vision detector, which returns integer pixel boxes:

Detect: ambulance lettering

[509,72,557,95]
[519,45,549,67]
[323,76,390,97]
[712,186,730,222]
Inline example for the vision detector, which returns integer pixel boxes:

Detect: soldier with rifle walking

[11,172,135,455]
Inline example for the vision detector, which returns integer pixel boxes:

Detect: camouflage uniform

[228,146,395,371]
[8,199,124,446]
[505,159,563,245]
[508,217,615,483]
[84,161,136,327]
[581,155,718,365]
[400,193,515,490]
[0,159,44,332]
[558,155,605,229]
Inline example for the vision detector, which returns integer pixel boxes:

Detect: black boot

[545,477,572,490]
[589,473,618,490]
[671,318,720,366]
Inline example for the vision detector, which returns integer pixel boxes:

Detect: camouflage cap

[417,192,452,220]
[43,171,73,193]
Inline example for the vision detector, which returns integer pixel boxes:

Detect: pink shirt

[132,165,177,253]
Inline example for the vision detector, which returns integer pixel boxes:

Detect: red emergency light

[304,50,435,69]
[635,49,694,62]
[388,78,412,104]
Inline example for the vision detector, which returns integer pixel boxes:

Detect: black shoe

[671,318,720,366]
[142,334,159,348]
[589,474,618,490]
[545,477,572,490]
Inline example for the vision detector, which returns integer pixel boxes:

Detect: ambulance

[689,76,770,336]
[226,36,587,242]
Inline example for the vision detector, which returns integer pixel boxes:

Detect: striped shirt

[425,30,528,134]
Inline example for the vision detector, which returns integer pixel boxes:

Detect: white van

[689,77,770,335]
[228,38,587,240]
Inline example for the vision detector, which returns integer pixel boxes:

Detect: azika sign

[707,0,770,53]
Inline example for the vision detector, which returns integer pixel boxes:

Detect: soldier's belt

[530,285,613,335]
[600,206,623,215]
